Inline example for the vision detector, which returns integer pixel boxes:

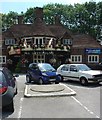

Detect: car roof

[62,64,86,66]
[29,63,50,66]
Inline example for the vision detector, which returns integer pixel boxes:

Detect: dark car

[0,67,19,112]
[26,63,61,84]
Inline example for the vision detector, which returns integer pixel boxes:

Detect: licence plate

[49,79,55,82]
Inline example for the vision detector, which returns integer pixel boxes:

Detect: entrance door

[33,53,45,63]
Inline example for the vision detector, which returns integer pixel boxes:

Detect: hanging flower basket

[55,44,59,49]
[41,45,45,48]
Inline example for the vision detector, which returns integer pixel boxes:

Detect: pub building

[2,7,73,72]
[1,7,102,72]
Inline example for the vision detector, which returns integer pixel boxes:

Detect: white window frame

[34,37,44,45]
[88,55,99,63]
[71,55,82,63]
[5,39,15,45]
[63,39,72,45]
[0,56,6,64]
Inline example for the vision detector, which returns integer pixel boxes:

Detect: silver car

[57,64,102,85]
[0,67,18,112]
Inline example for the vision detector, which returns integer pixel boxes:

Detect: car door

[60,65,70,80]
[69,65,79,81]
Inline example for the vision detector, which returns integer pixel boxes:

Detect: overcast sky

[0,0,101,14]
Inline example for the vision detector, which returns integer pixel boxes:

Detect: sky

[0,0,101,14]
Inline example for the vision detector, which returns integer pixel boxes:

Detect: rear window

[0,71,6,83]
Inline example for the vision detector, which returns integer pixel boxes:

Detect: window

[5,39,15,45]
[61,66,69,71]
[0,56,6,64]
[63,39,72,45]
[5,68,13,80]
[88,55,99,63]
[0,71,6,83]
[33,53,45,63]
[34,37,44,47]
[71,55,82,63]
[70,65,77,72]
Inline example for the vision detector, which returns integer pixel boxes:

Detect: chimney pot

[55,15,61,25]
[35,7,43,20]
[18,16,23,24]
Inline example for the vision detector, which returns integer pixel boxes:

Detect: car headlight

[42,73,48,76]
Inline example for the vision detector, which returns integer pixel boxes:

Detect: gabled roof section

[60,31,73,40]
[48,24,72,39]
[72,34,101,48]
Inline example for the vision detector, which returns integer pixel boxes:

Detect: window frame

[71,55,82,63]
[88,55,99,63]
[63,39,72,45]
[0,56,6,64]
[5,39,15,45]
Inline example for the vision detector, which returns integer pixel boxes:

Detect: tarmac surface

[24,83,76,97]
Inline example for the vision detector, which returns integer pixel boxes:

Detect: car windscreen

[77,64,91,71]
[38,64,56,72]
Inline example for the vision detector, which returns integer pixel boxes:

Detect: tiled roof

[3,18,55,38]
[72,34,101,48]
[48,24,72,39]
[31,18,55,37]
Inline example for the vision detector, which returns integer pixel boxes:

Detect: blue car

[26,63,61,84]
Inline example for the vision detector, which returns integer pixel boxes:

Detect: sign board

[85,48,101,54]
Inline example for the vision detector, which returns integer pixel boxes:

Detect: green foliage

[1,1,102,38]
[2,11,18,30]
[15,61,21,73]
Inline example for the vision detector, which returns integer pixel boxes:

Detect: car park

[0,67,19,112]
[26,63,61,84]
[57,64,102,85]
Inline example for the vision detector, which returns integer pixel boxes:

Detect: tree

[1,2,102,39]
[2,11,18,31]
[24,7,35,23]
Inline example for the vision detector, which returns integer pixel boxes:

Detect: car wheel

[26,76,31,83]
[14,88,18,95]
[55,81,59,84]
[80,78,88,86]
[39,78,43,85]
[59,75,64,82]
[5,101,14,112]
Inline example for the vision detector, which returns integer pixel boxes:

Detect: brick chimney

[35,7,43,21]
[55,15,61,25]
[18,15,23,24]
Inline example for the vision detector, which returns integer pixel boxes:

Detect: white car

[57,64,102,85]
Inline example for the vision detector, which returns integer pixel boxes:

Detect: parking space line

[18,97,24,118]
[71,96,100,118]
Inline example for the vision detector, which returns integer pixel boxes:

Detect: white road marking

[18,97,24,118]
[71,96,100,118]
